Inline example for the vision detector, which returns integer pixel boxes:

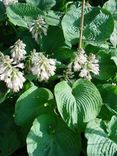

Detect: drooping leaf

[85,116,117,156]
[26,0,56,11]
[54,79,103,129]
[15,85,54,125]
[6,3,43,28]
[27,114,81,156]
[62,4,114,45]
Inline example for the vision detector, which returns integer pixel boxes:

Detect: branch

[79,0,85,49]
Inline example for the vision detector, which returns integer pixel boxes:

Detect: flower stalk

[79,0,85,49]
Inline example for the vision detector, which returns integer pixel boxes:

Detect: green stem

[79,0,85,49]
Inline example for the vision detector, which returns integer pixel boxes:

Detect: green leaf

[6,3,43,28]
[0,1,6,22]
[54,79,103,129]
[108,116,117,143]
[15,85,54,125]
[26,0,56,11]
[0,82,10,104]
[85,116,117,156]
[45,10,62,26]
[54,47,75,64]
[99,84,117,116]
[110,21,117,47]
[96,50,116,80]
[110,48,117,66]
[62,4,114,45]
[103,0,117,20]
[0,103,21,156]
[18,31,38,54]
[41,26,65,52]
[27,114,81,156]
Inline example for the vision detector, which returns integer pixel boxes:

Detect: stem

[79,0,85,49]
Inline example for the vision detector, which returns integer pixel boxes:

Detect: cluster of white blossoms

[30,49,56,81]
[3,0,18,6]
[29,16,48,43]
[73,49,99,80]
[10,39,26,63]
[0,39,26,92]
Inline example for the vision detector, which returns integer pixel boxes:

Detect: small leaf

[27,114,81,156]
[54,79,103,129]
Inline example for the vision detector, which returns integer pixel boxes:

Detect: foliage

[0,0,117,156]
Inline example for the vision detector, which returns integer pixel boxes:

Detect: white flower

[79,68,92,80]
[30,49,56,81]
[73,49,87,71]
[73,49,99,80]
[0,52,25,92]
[10,39,26,63]
[3,0,18,5]
[29,16,48,42]
[87,53,99,75]
[5,68,25,92]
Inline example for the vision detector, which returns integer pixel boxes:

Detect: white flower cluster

[3,0,18,5]
[30,49,56,81]
[29,16,48,43]
[10,39,26,63]
[0,39,26,92]
[73,49,99,80]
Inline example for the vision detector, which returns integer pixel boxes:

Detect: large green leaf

[54,79,103,129]
[6,3,43,28]
[15,85,54,125]
[26,0,56,11]
[62,4,114,45]
[27,114,81,156]
[85,116,117,156]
